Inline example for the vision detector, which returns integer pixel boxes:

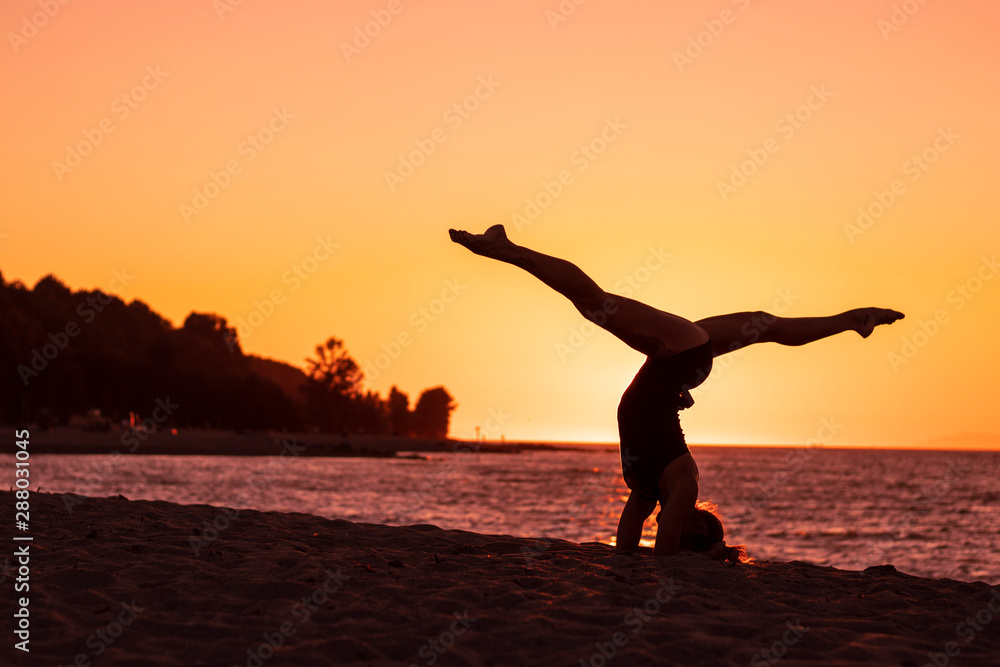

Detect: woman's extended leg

[696,308,904,358]
[450,225,707,356]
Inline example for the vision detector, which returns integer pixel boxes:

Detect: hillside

[0,271,454,436]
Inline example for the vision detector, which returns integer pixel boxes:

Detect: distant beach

[10,491,1000,666]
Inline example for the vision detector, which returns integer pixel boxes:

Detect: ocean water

[12,445,999,584]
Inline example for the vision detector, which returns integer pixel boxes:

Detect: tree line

[0,271,455,437]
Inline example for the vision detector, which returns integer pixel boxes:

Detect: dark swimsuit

[617,339,714,502]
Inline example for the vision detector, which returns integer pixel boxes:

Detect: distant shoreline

[14,426,606,457]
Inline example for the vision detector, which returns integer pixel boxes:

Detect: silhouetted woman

[449,225,903,559]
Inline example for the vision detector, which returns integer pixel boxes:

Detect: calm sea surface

[12,446,999,584]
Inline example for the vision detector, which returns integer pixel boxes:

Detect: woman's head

[680,506,724,551]
[679,501,748,563]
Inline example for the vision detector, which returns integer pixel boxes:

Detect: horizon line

[455,439,1000,452]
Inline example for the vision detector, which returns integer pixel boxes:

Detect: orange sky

[2,0,998,448]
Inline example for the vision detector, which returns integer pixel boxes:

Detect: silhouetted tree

[352,389,390,435]
[410,387,456,439]
[387,386,411,436]
[181,313,239,361]
[304,337,362,398]
[301,337,366,432]
[33,274,73,302]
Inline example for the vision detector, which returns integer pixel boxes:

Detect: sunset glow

[3,0,998,447]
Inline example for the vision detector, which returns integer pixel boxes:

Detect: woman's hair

[680,501,750,564]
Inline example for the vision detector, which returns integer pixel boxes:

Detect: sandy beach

[3,491,998,666]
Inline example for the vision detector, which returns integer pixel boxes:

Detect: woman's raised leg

[695,308,904,358]
[450,225,707,356]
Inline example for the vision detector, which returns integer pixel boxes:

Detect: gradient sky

[2,0,998,447]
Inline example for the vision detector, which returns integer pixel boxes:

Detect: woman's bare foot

[448,224,515,261]
[851,308,905,338]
